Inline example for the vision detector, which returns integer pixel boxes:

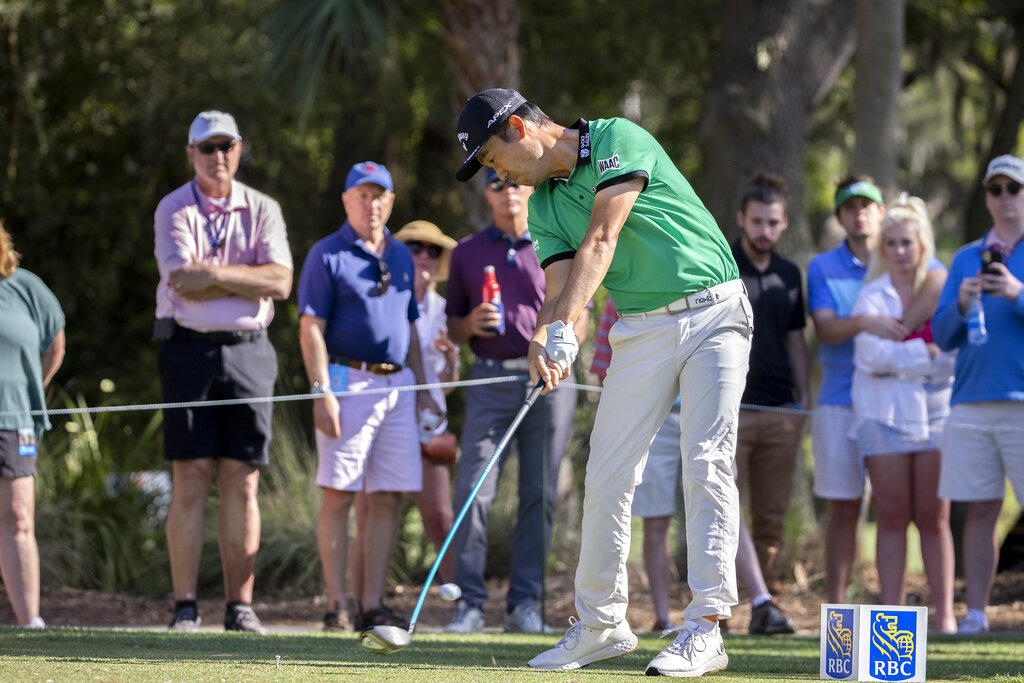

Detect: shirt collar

[339,222,393,256]
[192,178,246,213]
[546,118,590,193]
[486,222,531,244]
[841,239,867,269]
[731,238,777,273]
[984,227,1023,255]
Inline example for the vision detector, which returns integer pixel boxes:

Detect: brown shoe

[323,608,353,632]
[360,603,408,630]
[748,598,795,635]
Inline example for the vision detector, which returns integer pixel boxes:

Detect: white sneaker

[505,603,551,634]
[645,620,728,677]
[445,602,485,633]
[528,617,638,670]
[957,611,990,635]
[25,617,45,629]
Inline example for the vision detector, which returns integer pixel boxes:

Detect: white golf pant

[575,291,752,628]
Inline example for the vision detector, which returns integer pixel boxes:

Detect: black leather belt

[328,354,403,375]
[173,325,266,345]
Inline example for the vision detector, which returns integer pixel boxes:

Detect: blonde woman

[850,195,956,633]
[0,221,65,627]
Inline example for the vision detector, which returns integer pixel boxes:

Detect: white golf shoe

[645,619,728,677]
[528,617,638,670]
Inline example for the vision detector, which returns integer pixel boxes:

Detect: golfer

[455,89,751,677]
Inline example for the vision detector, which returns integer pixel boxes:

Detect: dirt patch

[2,569,1022,633]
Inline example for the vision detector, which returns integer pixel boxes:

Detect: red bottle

[482,266,506,335]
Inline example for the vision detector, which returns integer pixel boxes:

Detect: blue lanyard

[191,181,230,251]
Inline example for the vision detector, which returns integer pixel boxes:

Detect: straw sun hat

[394,220,458,282]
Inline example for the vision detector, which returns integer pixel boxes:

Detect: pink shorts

[315,366,422,493]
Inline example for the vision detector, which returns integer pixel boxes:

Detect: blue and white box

[821,604,927,682]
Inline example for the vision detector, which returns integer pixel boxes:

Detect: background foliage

[1,1,1022,595]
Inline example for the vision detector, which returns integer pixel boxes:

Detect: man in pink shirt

[153,111,293,633]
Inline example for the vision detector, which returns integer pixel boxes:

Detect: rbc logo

[825,608,854,679]
[868,611,916,681]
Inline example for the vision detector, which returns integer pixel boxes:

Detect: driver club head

[358,625,412,654]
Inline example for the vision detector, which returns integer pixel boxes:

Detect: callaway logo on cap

[455,88,526,182]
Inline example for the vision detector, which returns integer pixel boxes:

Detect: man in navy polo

[444,169,587,634]
[298,161,440,632]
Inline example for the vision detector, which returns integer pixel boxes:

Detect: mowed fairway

[1,629,1022,682]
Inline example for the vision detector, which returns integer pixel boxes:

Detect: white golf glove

[544,320,579,375]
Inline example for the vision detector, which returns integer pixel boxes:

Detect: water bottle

[967,295,988,346]
[482,265,506,335]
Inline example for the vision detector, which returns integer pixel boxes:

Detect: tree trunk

[699,0,856,262]
[853,0,904,197]
[965,14,1024,241]
[439,0,521,231]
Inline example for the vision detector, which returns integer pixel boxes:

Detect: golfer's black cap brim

[456,143,485,182]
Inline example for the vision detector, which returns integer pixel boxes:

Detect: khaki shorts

[315,367,421,493]
[633,407,682,518]
[939,402,1024,501]
[812,404,864,500]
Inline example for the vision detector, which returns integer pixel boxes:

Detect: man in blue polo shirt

[808,175,941,604]
[298,162,440,632]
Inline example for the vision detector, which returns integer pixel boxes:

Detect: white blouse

[851,273,954,439]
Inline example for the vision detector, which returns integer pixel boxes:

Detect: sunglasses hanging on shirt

[374,258,391,296]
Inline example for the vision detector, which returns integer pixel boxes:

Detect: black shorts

[158,333,277,466]
[0,429,37,478]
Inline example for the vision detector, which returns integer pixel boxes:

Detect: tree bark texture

[853,0,904,197]
[699,0,855,261]
[965,14,1024,241]
[440,0,521,231]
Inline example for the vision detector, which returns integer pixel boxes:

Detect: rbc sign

[820,605,928,682]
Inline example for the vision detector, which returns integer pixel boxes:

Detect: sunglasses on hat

[488,180,520,192]
[406,241,443,258]
[986,181,1022,197]
[192,140,237,155]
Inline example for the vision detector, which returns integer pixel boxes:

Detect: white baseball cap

[188,111,242,144]
[983,154,1024,185]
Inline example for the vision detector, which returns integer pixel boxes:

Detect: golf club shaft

[408,378,546,634]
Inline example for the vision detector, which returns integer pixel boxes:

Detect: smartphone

[981,249,1003,292]
[981,248,1003,275]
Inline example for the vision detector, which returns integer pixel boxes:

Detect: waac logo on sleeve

[868,611,916,681]
[823,607,855,679]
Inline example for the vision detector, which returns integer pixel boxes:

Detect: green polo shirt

[528,118,737,314]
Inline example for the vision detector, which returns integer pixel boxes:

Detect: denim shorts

[857,417,944,457]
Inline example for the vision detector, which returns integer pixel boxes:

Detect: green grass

[0,629,1021,681]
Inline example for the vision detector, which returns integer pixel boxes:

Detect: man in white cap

[153,110,293,633]
[933,153,1024,634]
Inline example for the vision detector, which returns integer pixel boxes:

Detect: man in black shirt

[730,174,809,633]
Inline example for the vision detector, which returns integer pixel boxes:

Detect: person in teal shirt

[0,220,65,628]
[456,89,751,677]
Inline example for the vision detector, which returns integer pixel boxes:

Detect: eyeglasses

[406,241,443,259]
[374,258,391,296]
[488,180,520,192]
[985,181,1022,197]
[193,140,237,155]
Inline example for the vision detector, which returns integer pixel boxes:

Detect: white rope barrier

[3,373,1021,435]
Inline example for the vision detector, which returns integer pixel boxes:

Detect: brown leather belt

[328,354,403,375]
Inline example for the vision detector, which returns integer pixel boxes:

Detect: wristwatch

[311,381,326,395]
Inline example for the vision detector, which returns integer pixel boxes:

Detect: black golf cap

[455,88,526,182]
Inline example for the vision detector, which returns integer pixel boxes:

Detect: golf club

[359,378,546,654]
